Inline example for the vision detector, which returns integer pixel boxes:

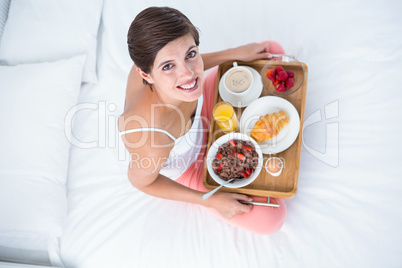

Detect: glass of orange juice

[212,102,238,132]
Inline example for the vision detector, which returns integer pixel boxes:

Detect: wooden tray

[203,60,308,199]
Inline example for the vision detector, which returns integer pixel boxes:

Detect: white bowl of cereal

[206,132,263,188]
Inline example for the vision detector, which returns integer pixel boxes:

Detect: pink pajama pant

[175,41,287,235]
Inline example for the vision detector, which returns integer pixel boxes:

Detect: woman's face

[145,34,204,103]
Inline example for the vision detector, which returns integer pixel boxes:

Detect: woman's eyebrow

[186,45,197,54]
[158,60,173,69]
[157,45,197,69]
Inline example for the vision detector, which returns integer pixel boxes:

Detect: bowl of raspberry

[261,54,305,96]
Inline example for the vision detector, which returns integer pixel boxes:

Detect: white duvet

[3,0,402,267]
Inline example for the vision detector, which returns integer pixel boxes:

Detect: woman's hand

[206,192,253,220]
[233,41,273,62]
[202,41,273,70]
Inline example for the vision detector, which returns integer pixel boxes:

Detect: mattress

[1,0,401,267]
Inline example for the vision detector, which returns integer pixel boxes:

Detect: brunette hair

[127,7,200,85]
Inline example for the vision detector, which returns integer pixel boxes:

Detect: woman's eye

[186,51,196,59]
[162,64,173,71]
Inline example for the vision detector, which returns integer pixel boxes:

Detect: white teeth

[179,79,196,89]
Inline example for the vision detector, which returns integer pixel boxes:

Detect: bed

[0,0,401,267]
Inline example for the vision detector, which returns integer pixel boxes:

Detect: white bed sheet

[56,0,402,267]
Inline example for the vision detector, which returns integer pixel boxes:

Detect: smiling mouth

[177,78,198,91]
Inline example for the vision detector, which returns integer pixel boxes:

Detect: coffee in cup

[223,62,254,96]
[225,68,253,93]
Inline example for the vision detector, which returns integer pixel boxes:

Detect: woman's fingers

[259,51,273,59]
[248,42,273,60]
[232,193,253,213]
[255,41,273,59]
[233,193,252,202]
[210,192,254,219]
[257,40,271,52]
[239,203,252,213]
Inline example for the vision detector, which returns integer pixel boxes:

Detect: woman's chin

[179,89,202,102]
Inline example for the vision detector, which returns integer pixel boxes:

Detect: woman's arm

[133,170,252,220]
[201,41,273,70]
[124,134,252,220]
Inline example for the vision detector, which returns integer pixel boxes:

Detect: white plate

[219,66,263,108]
[239,96,300,154]
[206,132,263,188]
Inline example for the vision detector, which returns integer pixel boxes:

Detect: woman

[119,6,286,234]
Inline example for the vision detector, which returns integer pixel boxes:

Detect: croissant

[250,110,290,143]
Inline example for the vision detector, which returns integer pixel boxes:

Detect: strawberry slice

[241,171,249,178]
[217,163,223,172]
[216,153,222,160]
[229,140,236,146]
[243,145,253,151]
[246,168,252,176]
[237,153,245,161]
[232,148,237,156]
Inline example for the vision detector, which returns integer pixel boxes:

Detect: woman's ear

[136,67,154,84]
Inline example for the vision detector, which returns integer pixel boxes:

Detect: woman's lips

[177,78,198,92]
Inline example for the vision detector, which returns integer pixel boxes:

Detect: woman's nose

[179,62,194,78]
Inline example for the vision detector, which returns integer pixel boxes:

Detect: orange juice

[212,102,238,132]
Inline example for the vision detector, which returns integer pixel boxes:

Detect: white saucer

[239,96,300,154]
[219,66,263,108]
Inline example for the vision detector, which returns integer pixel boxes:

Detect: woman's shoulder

[119,102,174,159]
[118,89,175,152]
[119,65,151,130]
[118,106,147,133]
[118,80,153,132]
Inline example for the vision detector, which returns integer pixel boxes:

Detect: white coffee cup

[223,62,254,97]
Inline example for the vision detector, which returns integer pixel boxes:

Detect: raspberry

[277,83,286,92]
[273,79,281,88]
[275,66,284,73]
[267,65,296,92]
[277,71,288,81]
[286,71,294,78]
[285,77,294,89]
[266,69,276,82]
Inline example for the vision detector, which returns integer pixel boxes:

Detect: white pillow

[0,0,102,83]
[0,55,86,265]
[0,0,10,45]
